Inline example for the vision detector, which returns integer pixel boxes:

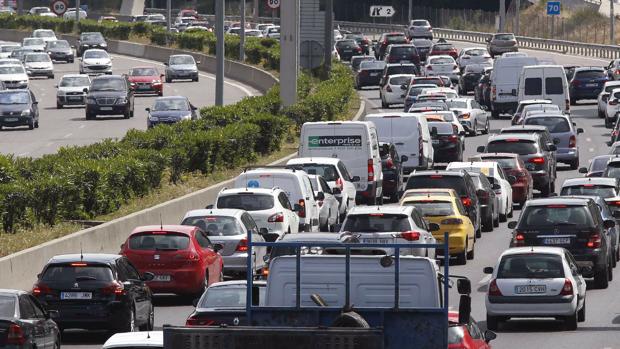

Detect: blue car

[146,96,198,128]
[523,112,583,169]
[402,83,437,112]
[568,67,609,104]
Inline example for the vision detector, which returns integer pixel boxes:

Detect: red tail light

[356,47,362,53]
[367,159,374,182]
[610,100,618,106]
[492,86,497,100]
[7,324,25,345]
[335,178,344,191]
[513,232,525,246]
[101,282,125,300]
[382,40,388,45]
[236,238,248,252]
[461,197,472,207]
[360,70,369,76]
[488,279,503,296]
[569,135,576,148]
[186,315,216,327]
[572,80,581,87]
[386,158,394,169]
[427,66,433,71]
[441,218,463,225]
[268,212,284,222]
[297,199,306,218]
[587,234,601,248]
[400,231,421,241]
[529,157,545,164]
[386,85,392,92]
[559,278,573,296]
[32,282,52,296]
[448,135,458,142]
[565,99,570,112]
[615,69,620,75]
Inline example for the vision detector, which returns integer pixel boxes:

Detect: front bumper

[49,52,74,61]
[87,104,129,115]
[133,83,163,94]
[169,71,198,80]
[26,68,53,76]
[0,115,32,127]
[58,94,87,106]
[82,65,112,75]
[3,81,28,89]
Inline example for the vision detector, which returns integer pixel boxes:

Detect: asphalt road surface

[0,51,258,157]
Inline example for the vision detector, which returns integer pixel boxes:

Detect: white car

[56,74,90,108]
[419,87,459,99]
[286,157,358,220]
[102,331,162,349]
[0,64,28,89]
[245,29,263,37]
[421,111,466,140]
[22,37,46,52]
[456,47,492,70]
[0,44,20,59]
[380,73,415,108]
[263,25,280,39]
[334,29,343,41]
[32,29,57,43]
[423,55,459,82]
[484,247,586,331]
[600,81,620,118]
[23,53,54,79]
[213,187,300,238]
[0,58,23,66]
[79,49,112,75]
[606,88,620,124]
[308,174,340,232]
[63,9,87,20]
[29,7,56,17]
[256,23,274,31]
[446,98,489,136]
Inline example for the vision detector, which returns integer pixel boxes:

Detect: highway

[0,51,258,157]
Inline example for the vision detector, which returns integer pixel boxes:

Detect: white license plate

[68,97,82,101]
[153,275,171,282]
[586,83,598,87]
[370,72,378,76]
[4,117,17,122]
[543,237,571,245]
[400,60,411,63]
[432,139,440,144]
[61,292,92,300]
[363,239,391,244]
[515,285,546,294]
[138,85,150,90]
[99,106,113,111]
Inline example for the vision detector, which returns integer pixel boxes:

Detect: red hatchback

[448,311,495,349]
[120,225,223,296]
[430,42,458,59]
[127,67,164,96]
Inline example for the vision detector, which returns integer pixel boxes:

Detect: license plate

[543,237,571,245]
[4,117,17,122]
[363,239,391,244]
[515,285,546,294]
[153,275,171,282]
[61,292,92,300]
[68,96,82,101]
[138,85,150,90]
[586,83,598,87]
[370,72,378,76]
[432,139,439,144]
[100,106,113,111]
[400,60,411,63]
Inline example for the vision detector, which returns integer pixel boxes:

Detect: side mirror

[548,144,557,151]
[457,278,471,295]
[604,219,616,229]
[492,183,501,190]
[400,84,408,90]
[212,243,224,253]
[459,131,466,136]
[82,87,88,93]
[507,221,518,229]
[145,107,150,112]
[428,222,440,232]
[483,266,494,274]
[401,155,409,162]
[316,192,325,201]
[476,145,485,153]
[484,330,497,343]
[205,204,214,209]
[332,187,342,195]
[578,167,588,174]
[507,175,517,184]
[141,272,155,282]
[577,128,584,134]
[258,227,269,236]
[351,176,361,182]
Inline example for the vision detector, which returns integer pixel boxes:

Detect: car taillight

[569,135,576,148]
[400,231,421,241]
[427,65,433,70]
[587,233,601,248]
[297,199,306,218]
[6,324,25,345]
[441,218,463,225]
[488,279,503,296]
[386,85,392,92]
[360,70,368,76]
[565,99,570,112]
[610,100,618,106]
[186,315,216,327]
[356,47,362,53]
[336,177,344,191]
[572,80,581,87]
[382,40,388,45]
[559,278,573,296]
[448,135,458,142]
[529,157,545,164]
[461,197,472,206]
[368,159,374,181]
[492,86,496,100]
[386,158,394,169]
[513,232,525,246]
[460,113,470,119]
[236,238,248,252]
[101,282,125,300]
[32,282,52,296]
[268,212,284,222]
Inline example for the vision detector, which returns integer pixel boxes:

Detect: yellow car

[401,194,475,265]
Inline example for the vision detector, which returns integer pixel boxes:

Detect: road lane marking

[18,152,30,156]
[45,142,54,147]
[63,133,72,139]
[79,125,85,129]
[586,137,592,142]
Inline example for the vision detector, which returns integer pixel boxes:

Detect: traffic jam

[2,6,620,349]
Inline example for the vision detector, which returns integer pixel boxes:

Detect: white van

[299,121,383,205]
[365,113,433,175]
[265,255,441,308]
[518,65,570,114]
[233,168,320,232]
[490,55,539,117]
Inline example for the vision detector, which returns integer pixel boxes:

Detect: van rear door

[368,115,421,169]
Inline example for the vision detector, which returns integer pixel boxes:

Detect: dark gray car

[45,39,74,63]
[165,54,200,82]
[77,32,107,57]
[85,75,134,120]
[0,89,39,130]
[0,289,61,349]
[146,96,197,128]
[486,32,518,57]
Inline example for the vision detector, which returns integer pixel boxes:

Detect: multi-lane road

[0,51,258,157]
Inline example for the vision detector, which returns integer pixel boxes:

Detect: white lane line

[18,152,30,156]
[45,142,54,147]
[589,147,595,152]
[63,133,72,139]
[79,125,85,129]
[111,54,256,97]
[586,137,592,142]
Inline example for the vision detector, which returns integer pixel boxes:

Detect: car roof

[525,197,592,206]
[48,253,122,264]
[103,331,163,348]
[183,208,245,218]
[388,74,415,79]
[488,133,539,142]
[130,225,198,235]
[219,187,280,195]
[411,170,467,177]
[83,48,107,53]
[61,74,89,79]
[0,289,27,296]
[386,63,416,67]
[402,188,457,196]
[401,194,456,202]
[562,177,618,187]
[501,125,548,132]
[501,246,566,257]
[575,66,605,71]
[347,205,413,215]
[92,75,123,80]
[471,152,519,159]
[287,157,341,165]
[154,96,187,101]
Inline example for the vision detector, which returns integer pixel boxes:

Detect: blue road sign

[547,1,561,15]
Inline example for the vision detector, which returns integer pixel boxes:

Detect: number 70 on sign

[546,1,560,16]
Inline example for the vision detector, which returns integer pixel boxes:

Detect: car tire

[577,299,586,322]
[540,182,551,197]
[608,258,613,281]
[193,76,199,82]
[507,205,513,218]
[381,98,388,109]
[499,213,507,223]
[493,214,500,227]
[455,242,467,265]
[34,120,39,128]
[570,98,577,105]
[69,59,74,63]
[599,109,605,118]
[49,74,54,79]
[139,305,154,331]
[86,111,95,120]
[475,226,481,239]
[564,311,578,331]
[482,214,493,232]
[56,102,62,109]
[158,90,163,97]
[481,119,490,134]
[28,119,34,130]
[165,75,171,83]
[594,263,609,289]
[569,159,579,170]
[606,117,613,129]
[117,307,136,333]
[123,110,131,119]
[491,109,500,119]
[469,123,477,137]
[486,313,499,331]
[466,240,475,260]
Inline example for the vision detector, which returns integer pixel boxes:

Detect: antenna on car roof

[80,243,83,261]
[160,213,163,231]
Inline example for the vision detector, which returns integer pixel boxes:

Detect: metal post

[551,14,555,38]
[345,247,351,308]
[295,247,301,308]
[515,0,520,35]
[324,0,333,76]
[408,0,412,24]
[612,0,616,45]
[394,248,400,309]
[253,0,259,22]
[240,0,245,61]
[16,0,22,15]
[166,0,171,33]
[280,0,299,107]
[245,229,253,325]
[499,0,506,32]
[215,0,225,106]
[75,0,80,32]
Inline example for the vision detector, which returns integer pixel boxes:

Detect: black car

[85,75,134,120]
[0,89,39,130]
[568,67,609,105]
[0,289,61,349]
[384,44,420,67]
[405,170,482,237]
[374,32,408,60]
[335,39,362,61]
[379,142,406,203]
[32,253,155,332]
[458,64,485,95]
[508,197,614,289]
[46,39,74,63]
[146,96,198,128]
[469,172,498,232]
[474,70,492,107]
[77,32,107,57]
[355,60,385,89]
[350,55,374,72]
[428,121,464,163]
[579,155,614,177]
[410,38,432,62]
[344,33,370,55]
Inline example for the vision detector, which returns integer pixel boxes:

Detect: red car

[430,42,458,59]
[469,152,533,207]
[449,311,495,349]
[127,66,164,96]
[120,225,223,296]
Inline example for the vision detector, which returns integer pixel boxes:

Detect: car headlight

[148,115,158,121]
[181,114,192,120]
[20,80,28,85]
[100,43,107,47]
[21,109,30,116]
[86,97,96,104]
[57,90,66,96]
[116,97,128,104]
[152,79,161,84]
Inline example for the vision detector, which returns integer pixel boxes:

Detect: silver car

[308,174,340,232]
[165,54,200,82]
[486,33,518,58]
[181,208,268,278]
[407,19,433,39]
[523,113,583,169]
[446,98,489,136]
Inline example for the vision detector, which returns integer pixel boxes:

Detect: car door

[194,229,220,281]
[18,295,46,349]
[29,91,38,122]
[565,251,587,301]
[496,166,512,212]
[467,317,489,349]
[29,295,56,349]
[319,176,338,224]
[117,258,149,325]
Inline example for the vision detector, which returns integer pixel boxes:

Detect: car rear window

[545,77,564,94]
[433,44,454,51]
[386,36,407,43]
[403,201,454,216]
[430,57,454,64]
[487,140,537,155]
[217,194,274,211]
[291,164,339,181]
[181,216,242,236]
[428,122,453,135]
[412,20,429,26]
[524,77,542,95]
[406,175,468,196]
[591,157,612,172]
[446,100,468,109]
[0,296,15,318]
[343,213,411,232]
[360,61,386,70]
[41,264,114,282]
[560,185,616,198]
[465,49,487,56]
[128,232,190,250]
[391,47,416,55]
[575,70,606,79]
[387,66,417,75]
[480,157,518,169]
[199,286,265,308]
[336,40,356,48]
[519,205,594,229]
[497,254,564,279]
[525,117,570,133]
[494,34,515,40]
[413,78,442,86]
[389,75,412,86]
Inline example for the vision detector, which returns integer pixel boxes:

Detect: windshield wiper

[75,276,97,281]
[156,247,178,251]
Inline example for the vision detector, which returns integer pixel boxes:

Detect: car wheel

[493,214,500,227]
[599,109,605,118]
[165,75,171,83]
[577,298,586,322]
[123,110,131,119]
[491,109,500,119]
[381,98,388,109]
[540,182,551,197]
[608,258,613,281]
[482,214,493,232]
[455,241,467,265]
[594,263,609,289]
[499,213,507,223]
[320,211,329,232]
[613,251,617,268]
[57,102,62,109]
[466,240,475,260]
[85,112,95,120]
[475,226,481,239]
[486,313,500,331]
[34,119,39,128]
[49,74,54,79]
[569,158,579,170]
[139,305,154,331]
[469,123,477,137]
[193,76,199,82]
[570,98,577,106]
[482,119,490,134]
[564,310,578,331]
[28,119,34,130]
[507,204,513,218]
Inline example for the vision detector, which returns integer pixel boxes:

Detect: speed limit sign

[50,0,68,15]
[267,0,280,9]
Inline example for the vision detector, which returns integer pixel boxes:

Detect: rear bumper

[434,233,468,254]
[143,268,205,294]
[486,296,578,317]
[530,171,551,189]
[42,300,129,329]
[511,183,529,203]
[492,101,518,114]
[556,148,579,163]
[571,88,602,100]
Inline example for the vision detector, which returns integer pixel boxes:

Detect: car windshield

[0,65,24,75]
[1,46,17,52]
[23,38,44,46]
[41,264,114,282]
[129,67,157,76]
[403,201,454,216]
[525,117,570,133]
[199,286,265,308]
[90,78,125,91]
[47,40,69,49]
[81,33,104,41]
[487,140,537,155]
[391,47,416,55]
[386,36,407,43]
[128,232,190,251]
[497,254,564,279]
[181,216,242,236]
[446,100,468,109]
[494,34,515,40]
[390,76,413,85]
[406,175,468,196]
[0,92,29,104]
[153,98,189,111]
[519,205,594,228]
[84,51,108,59]
[412,20,429,26]
[575,70,606,79]
[292,164,339,181]
[465,49,486,56]
[430,57,454,64]
[412,39,431,47]
[25,54,50,62]
[0,296,15,318]
[343,214,411,232]
[35,30,54,37]
[433,44,454,51]
[414,78,442,86]
[60,76,90,87]
[217,194,274,211]
[170,56,195,65]
[360,61,385,70]
[560,185,617,198]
